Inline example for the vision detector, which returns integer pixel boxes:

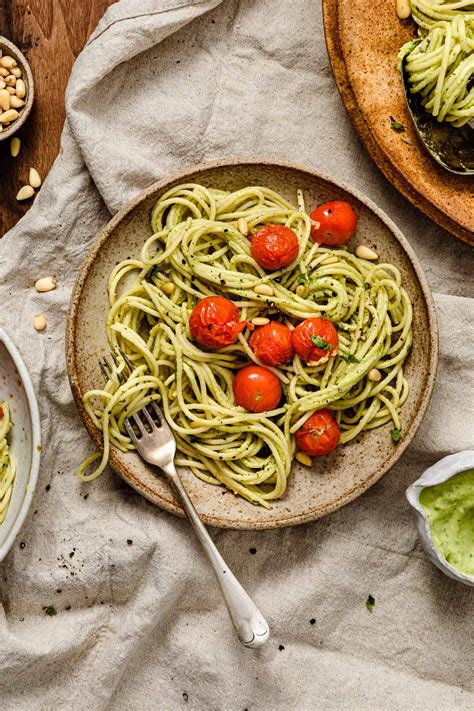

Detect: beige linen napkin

[0,1,473,709]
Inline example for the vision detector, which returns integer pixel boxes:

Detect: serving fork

[101,352,270,649]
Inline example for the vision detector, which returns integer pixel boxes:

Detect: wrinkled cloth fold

[0,1,473,709]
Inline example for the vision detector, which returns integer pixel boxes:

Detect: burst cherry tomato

[296,409,340,456]
[251,224,299,271]
[189,296,246,350]
[249,321,294,367]
[310,200,357,245]
[232,365,281,413]
[292,317,338,364]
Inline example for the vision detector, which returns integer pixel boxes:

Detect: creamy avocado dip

[419,468,474,577]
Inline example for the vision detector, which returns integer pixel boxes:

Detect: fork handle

[162,463,270,649]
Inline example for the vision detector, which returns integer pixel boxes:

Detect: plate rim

[66,158,439,530]
[0,328,41,560]
[321,0,474,247]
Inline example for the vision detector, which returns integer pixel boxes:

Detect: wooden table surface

[0,0,116,236]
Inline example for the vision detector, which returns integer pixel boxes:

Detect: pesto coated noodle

[0,403,16,524]
[78,183,413,508]
[398,1,474,127]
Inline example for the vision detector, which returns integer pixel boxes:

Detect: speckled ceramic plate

[67,160,438,530]
[322,0,474,245]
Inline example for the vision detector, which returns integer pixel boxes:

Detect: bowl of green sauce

[406,451,474,586]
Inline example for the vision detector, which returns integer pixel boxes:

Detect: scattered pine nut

[320,256,339,265]
[295,284,306,297]
[0,68,9,77]
[237,217,249,236]
[161,281,175,295]
[355,245,378,261]
[0,108,19,124]
[35,276,57,293]
[16,185,34,201]
[5,74,16,87]
[6,86,15,95]
[0,89,10,111]
[296,451,313,467]
[15,79,26,99]
[28,167,41,188]
[0,80,5,90]
[11,67,22,78]
[368,368,382,382]
[33,315,47,331]
[10,137,20,157]
[401,135,412,145]
[396,0,411,19]
[1,55,17,69]
[251,317,270,326]
[253,283,273,296]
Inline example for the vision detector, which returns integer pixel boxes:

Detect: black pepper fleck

[279,644,285,651]
[249,547,257,555]
[310,618,316,625]
[127,539,133,545]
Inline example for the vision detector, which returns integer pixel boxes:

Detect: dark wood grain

[0,0,116,236]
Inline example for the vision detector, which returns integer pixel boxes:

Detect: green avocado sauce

[419,468,474,577]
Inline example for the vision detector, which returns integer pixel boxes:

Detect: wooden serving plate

[322,0,474,245]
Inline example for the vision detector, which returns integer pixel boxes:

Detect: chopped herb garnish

[340,353,360,363]
[365,595,375,612]
[363,282,370,290]
[390,428,402,443]
[310,335,332,350]
[298,274,309,284]
[44,606,57,617]
[390,116,405,132]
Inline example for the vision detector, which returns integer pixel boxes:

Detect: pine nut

[161,281,174,295]
[35,276,57,292]
[10,137,20,157]
[11,67,21,78]
[5,74,16,87]
[237,217,249,236]
[10,95,24,109]
[368,368,382,382]
[0,81,5,90]
[251,317,270,326]
[0,108,19,124]
[6,86,15,95]
[396,0,411,19]
[320,256,339,265]
[16,185,34,201]
[0,68,8,77]
[296,451,313,467]
[189,421,203,429]
[29,168,41,188]
[1,55,17,69]
[0,89,10,111]
[33,315,47,332]
[295,284,306,297]
[253,284,273,296]
[15,79,26,99]
[355,245,378,261]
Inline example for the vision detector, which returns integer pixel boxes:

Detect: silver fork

[102,353,270,649]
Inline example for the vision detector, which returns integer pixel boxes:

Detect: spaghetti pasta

[0,403,16,524]
[399,1,474,126]
[79,183,412,508]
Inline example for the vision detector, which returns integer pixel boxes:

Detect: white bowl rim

[406,450,474,585]
[0,328,41,561]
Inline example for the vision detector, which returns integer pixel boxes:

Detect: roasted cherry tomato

[249,321,294,367]
[251,224,299,271]
[296,409,340,456]
[310,200,357,245]
[292,317,338,364]
[189,296,246,350]
[232,365,281,413]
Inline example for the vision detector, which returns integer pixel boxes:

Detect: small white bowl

[0,328,41,561]
[406,451,474,586]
